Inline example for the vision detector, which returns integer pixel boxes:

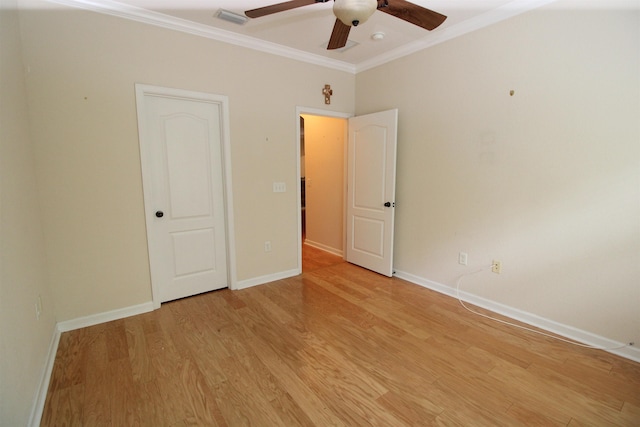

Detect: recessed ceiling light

[215,9,248,25]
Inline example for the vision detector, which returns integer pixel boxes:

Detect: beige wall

[18,0,355,321]
[0,2,57,425]
[301,114,346,254]
[4,1,638,423]
[356,3,639,344]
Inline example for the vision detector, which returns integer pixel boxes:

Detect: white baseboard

[304,240,343,257]
[234,268,300,290]
[28,325,61,427]
[57,301,155,332]
[394,269,640,363]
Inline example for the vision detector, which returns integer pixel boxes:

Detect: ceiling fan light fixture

[333,0,377,27]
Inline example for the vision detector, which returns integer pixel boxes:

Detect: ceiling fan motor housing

[333,0,377,27]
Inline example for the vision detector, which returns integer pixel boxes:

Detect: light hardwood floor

[42,247,640,426]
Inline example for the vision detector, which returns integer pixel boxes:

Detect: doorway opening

[296,107,398,277]
[296,108,350,273]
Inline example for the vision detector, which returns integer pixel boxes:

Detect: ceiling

[45,0,558,72]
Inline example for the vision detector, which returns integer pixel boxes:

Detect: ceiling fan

[245,0,447,50]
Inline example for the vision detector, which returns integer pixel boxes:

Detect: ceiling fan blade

[327,18,351,50]
[245,0,324,19]
[379,0,447,31]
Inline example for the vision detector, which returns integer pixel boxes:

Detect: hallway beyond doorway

[302,244,344,273]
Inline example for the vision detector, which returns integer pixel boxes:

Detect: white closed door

[346,109,398,277]
[136,85,229,304]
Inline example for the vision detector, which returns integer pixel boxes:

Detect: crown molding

[44,0,357,74]
[43,0,556,75]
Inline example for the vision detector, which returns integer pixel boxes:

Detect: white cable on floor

[455,266,631,351]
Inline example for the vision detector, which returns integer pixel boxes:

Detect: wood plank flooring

[41,248,640,426]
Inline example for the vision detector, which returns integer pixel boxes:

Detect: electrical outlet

[458,252,468,266]
[492,260,502,274]
[264,241,272,252]
[35,295,42,320]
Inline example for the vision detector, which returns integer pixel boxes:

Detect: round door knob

[384,202,391,207]
[155,211,164,218]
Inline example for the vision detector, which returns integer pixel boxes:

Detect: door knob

[384,202,392,207]
[155,211,164,218]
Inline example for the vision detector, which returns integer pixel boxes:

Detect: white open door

[136,85,233,305]
[346,109,398,277]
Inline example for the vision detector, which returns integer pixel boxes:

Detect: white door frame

[295,106,352,273]
[136,84,237,309]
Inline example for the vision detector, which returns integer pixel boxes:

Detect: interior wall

[301,114,346,255]
[18,0,355,321]
[355,2,640,345]
[0,3,57,425]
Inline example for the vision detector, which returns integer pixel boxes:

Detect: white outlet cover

[458,252,468,266]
